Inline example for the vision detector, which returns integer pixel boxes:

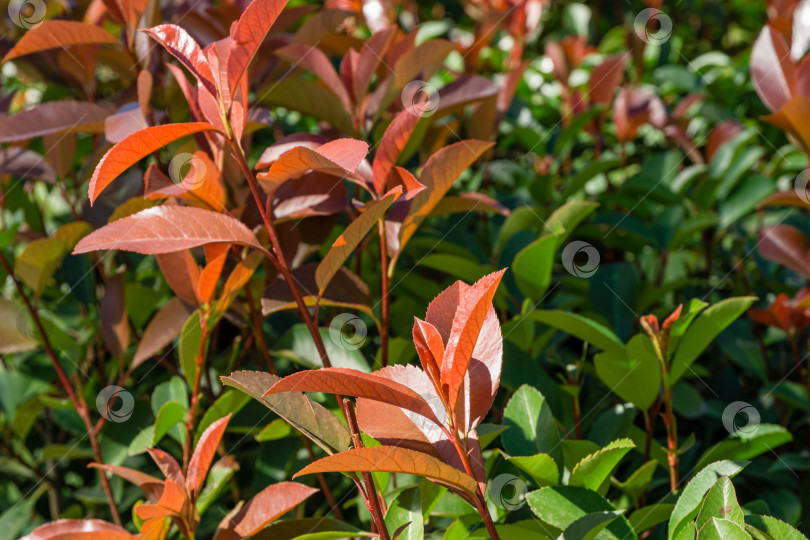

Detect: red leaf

[272,171,349,220]
[751,25,796,112]
[227,0,291,94]
[135,479,188,521]
[264,367,443,426]
[256,138,369,195]
[215,482,318,539]
[0,101,111,143]
[372,109,420,195]
[73,206,263,255]
[2,21,118,62]
[395,140,493,256]
[438,270,505,423]
[589,54,627,106]
[758,225,810,278]
[256,133,328,168]
[354,28,396,102]
[275,44,351,108]
[294,446,477,494]
[140,25,218,98]
[187,414,231,496]
[21,519,134,540]
[197,244,229,305]
[88,122,220,204]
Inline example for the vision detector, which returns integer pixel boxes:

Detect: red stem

[378,219,390,366]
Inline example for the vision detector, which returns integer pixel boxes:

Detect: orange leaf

[197,244,229,305]
[147,447,185,485]
[187,414,231,496]
[440,269,505,411]
[156,250,201,306]
[135,480,188,520]
[88,122,220,204]
[140,24,218,97]
[413,318,444,386]
[215,482,317,539]
[256,138,368,196]
[227,0,291,93]
[21,519,135,540]
[315,189,399,291]
[3,21,118,62]
[73,206,263,255]
[264,367,443,426]
[294,446,477,494]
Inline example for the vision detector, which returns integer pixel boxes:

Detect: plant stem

[243,283,276,374]
[378,219,390,366]
[185,309,209,468]
[229,139,389,532]
[344,399,390,540]
[449,434,501,540]
[301,437,344,521]
[661,372,679,491]
[0,251,122,525]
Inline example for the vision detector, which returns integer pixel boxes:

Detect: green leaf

[697,518,752,540]
[668,460,747,540]
[508,453,559,487]
[221,370,351,454]
[695,477,744,531]
[594,334,660,410]
[196,454,238,513]
[670,297,756,382]
[528,311,624,352]
[695,425,792,470]
[0,299,38,354]
[526,486,637,540]
[503,385,563,466]
[744,515,809,540]
[541,200,599,247]
[15,238,66,298]
[614,460,658,501]
[0,485,47,539]
[179,311,203,388]
[195,390,250,445]
[154,400,185,445]
[629,504,674,534]
[513,234,558,301]
[559,511,623,540]
[275,324,370,372]
[252,517,372,539]
[255,418,292,442]
[569,438,635,492]
[385,487,423,540]
[478,424,508,449]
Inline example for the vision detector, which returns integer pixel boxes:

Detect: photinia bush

[3,0,810,539]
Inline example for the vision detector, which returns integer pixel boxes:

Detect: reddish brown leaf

[430,193,509,218]
[21,519,135,540]
[758,225,810,278]
[275,44,351,108]
[589,53,627,105]
[227,0,291,93]
[88,464,163,502]
[215,482,318,539]
[272,171,349,221]
[752,25,796,112]
[0,147,56,183]
[707,120,744,161]
[264,367,443,425]
[372,110,420,195]
[262,263,371,315]
[73,206,263,255]
[99,272,130,358]
[140,25,218,97]
[146,448,185,485]
[218,251,263,314]
[156,250,201,306]
[133,297,195,370]
[440,270,505,413]
[187,414,231,496]
[315,190,399,291]
[256,138,369,195]
[88,122,220,204]
[0,101,111,143]
[354,28,396,102]
[294,446,477,494]
[2,21,118,62]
